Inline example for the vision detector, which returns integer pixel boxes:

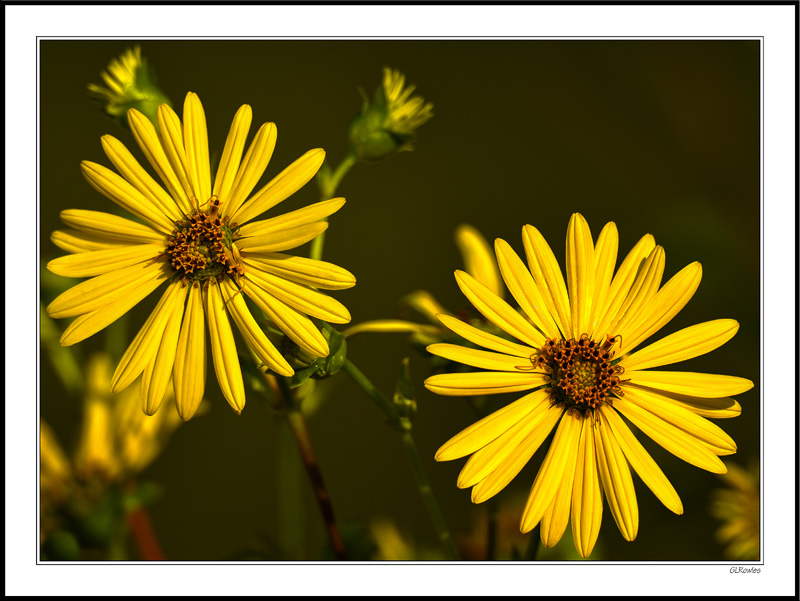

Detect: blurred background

[39,39,760,561]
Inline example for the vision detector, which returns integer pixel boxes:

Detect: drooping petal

[571,415,603,558]
[599,405,683,515]
[589,222,618,337]
[424,371,547,397]
[244,269,350,324]
[565,213,595,337]
[205,282,246,414]
[621,319,740,372]
[595,415,638,541]
[182,92,211,204]
[522,224,573,339]
[455,224,504,298]
[625,370,754,398]
[173,284,206,420]
[427,343,543,373]
[434,389,549,461]
[435,313,535,358]
[540,441,576,548]
[232,148,326,225]
[46,243,164,278]
[521,410,582,533]
[224,122,277,219]
[625,385,741,419]
[454,270,545,348]
[59,209,164,244]
[213,104,253,206]
[242,253,355,291]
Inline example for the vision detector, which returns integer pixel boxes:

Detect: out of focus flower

[710,461,760,560]
[88,46,172,126]
[348,67,433,161]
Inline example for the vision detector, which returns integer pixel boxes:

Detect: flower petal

[625,370,754,398]
[521,410,582,533]
[455,224,503,298]
[435,313,535,358]
[608,246,665,342]
[213,104,253,206]
[424,371,547,397]
[47,243,164,278]
[427,343,543,373]
[434,389,549,461]
[598,404,683,515]
[566,213,595,337]
[205,282,246,414]
[242,253,355,291]
[224,122,277,219]
[342,320,440,339]
[236,222,328,254]
[595,415,638,541]
[571,414,603,557]
[522,224,573,339]
[540,441,576,548]
[454,270,545,348]
[621,319,739,372]
[51,230,131,254]
[494,238,561,340]
[156,104,195,210]
[232,148,326,225]
[626,384,741,419]
[236,198,346,238]
[173,284,206,420]
[59,209,164,244]
[589,222,618,337]
[183,92,211,204]
[244,269,350,324]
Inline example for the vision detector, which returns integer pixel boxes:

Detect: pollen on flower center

[166,197,244,284]
[535,334,623,415]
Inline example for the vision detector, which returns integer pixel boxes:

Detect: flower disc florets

[536,334,623,415]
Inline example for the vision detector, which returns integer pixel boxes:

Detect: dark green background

[40,40,760,561]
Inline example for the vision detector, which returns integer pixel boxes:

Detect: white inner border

[7,3,796,597]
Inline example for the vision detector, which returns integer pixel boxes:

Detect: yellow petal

[589,222,618,338]
[236,198,346,237]
[521,410,582,533]
[112,280,185,393]
[224,122,277,218]
[237,222,328,254]
[101,135,182,222]
[183,92,211,204]
[80,161,174,233]
[436,313,534,358]
[47,243,164,278]
[620,262,703,352]
[242,253,355,291]
[571,414,603,557]
[612,396,727,473]
[522,224,572,339]
[427,343,542,373]
[434,389,549,461]
[173,284,206,420]
[471,405,562,503]
[232,148,326,225]
[455,270,545,348]
[621,387,737,452]
[401,290,450,323]
[244,269,350,324]
[494,238,561,339]
[156,104,195,211]
[626,385,741,419]
[205,282,246,414]
[592,234,655,340]
[595,415,638,541]
[342,320,440,339]
[598,405,683,515]
[625,370,754,398]
[455,224,503,298]
[608,246,665,342]
[51,230,131,254]
[59,268,168,346]
[621,319,739,372]
[565,213,594,337]
[540,442,576,548]
[424,371,548,397]
[220,279,294,377]
[457,398,552,488]
[243,278,329,358]
[60,209,164,244]
[129,108,193,215]
[213,104,253,206]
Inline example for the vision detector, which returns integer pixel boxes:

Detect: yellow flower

[87,46,172,126]
[40,421,72,506]
[46,92,355,420]
[381,68,434,138]
[710,461,760,560]
[425,213,754,558]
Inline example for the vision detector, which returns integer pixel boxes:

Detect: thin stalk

[341,358,460,560]
[310,152,358,262]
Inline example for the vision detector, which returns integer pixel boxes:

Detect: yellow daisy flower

[46,92,355,420]
[424,213,754,558]
[382,67,434,138]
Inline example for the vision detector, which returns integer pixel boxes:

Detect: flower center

[166,196,244,284]
[535,334,623,415]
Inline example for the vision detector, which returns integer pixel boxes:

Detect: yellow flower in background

[40,421,73,506]
[425,213,754,557]
[710,461,760,560]
[381,68,434,139]
[46,92,355,420]
[88,46,172,126]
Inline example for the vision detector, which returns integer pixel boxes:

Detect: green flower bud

[88,46,172,127]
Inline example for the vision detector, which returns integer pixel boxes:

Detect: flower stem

[310,152,358,262]
[275,377,347,560]
[341,358,460,560]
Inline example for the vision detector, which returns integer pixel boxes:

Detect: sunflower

[424,213,754,557]
[46,92,355,420]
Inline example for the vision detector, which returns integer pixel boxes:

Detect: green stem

[310,152,358,262]
[341,359,460,560]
